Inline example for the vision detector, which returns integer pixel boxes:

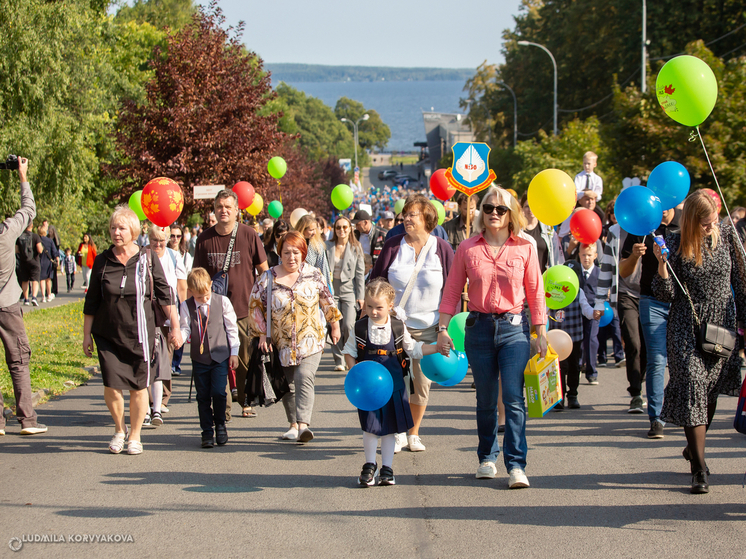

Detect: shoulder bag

[393,236,436,319]
[211,223,238,296]
[678,273,736,359]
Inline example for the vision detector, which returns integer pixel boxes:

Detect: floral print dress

[652,222,746,427]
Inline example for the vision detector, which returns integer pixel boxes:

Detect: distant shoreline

[266,63,474,83]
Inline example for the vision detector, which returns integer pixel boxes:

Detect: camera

[0,155,19,170]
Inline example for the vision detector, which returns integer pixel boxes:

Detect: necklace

[197,304,210,354]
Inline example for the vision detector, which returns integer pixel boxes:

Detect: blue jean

[171,344,184,374]
[639,295,669,423]
[582,317,600,378]
[193,359,229,437]
[464,312,530,472]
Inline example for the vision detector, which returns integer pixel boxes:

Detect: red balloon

[142,177,184,227]
[233,181,255,210]
[430,168,456,201]
[570,209,602,244]
[701,188,722,213]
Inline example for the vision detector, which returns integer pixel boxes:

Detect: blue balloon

[615,186,663,236]
[647,161,691,211]
[440,351,469,386]
[344,361,394,411]
[599,302,614,328]
[420,345,461,383]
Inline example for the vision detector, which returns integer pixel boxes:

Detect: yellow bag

[524,347,563,418]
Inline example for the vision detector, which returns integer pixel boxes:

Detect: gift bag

[734,374,746,435]
[524,348,563,418]
[244,337,289,407]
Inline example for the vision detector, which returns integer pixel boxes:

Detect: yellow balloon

[527,169,576,226]
[247,193,263,216]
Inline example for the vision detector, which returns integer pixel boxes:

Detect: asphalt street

[2,329,745,558]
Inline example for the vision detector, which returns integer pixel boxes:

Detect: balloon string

[277,180,283,204]
[695,126,746,262]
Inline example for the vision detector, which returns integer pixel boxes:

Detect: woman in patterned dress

[652,191,746,494]
[248,231,342,443]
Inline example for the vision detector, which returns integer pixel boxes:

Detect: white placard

[193,184,225,200]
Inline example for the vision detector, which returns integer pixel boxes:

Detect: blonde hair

[109,205,141,241]
[295,214,324,252]
[187,267,212,294]
[473,185,527,235]
[148,224,170,241]
[679,190,720,266]
[583,151,598,161]
[365,278,396,307]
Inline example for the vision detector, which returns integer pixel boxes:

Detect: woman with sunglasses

[438,186,547,489]
[326,216,365,371]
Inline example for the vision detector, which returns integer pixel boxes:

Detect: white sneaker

[476,461,497,479]
[394,432,408,454]
[161,406,169,413]
[48,293,55,301]
[407,434,426,452]
[334,364,346,371]
[42,297,47,303]
[282,427,298,441]
[508,468,530,489]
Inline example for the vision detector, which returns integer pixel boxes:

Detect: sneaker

[407,434,426,452]
[201,436,214,449]
[298,426,314,443]
[31,298,39,307]
[48,293,55,301]
[378,465,396,486]
[616,358,626,368]
[142,414,155,429]
[553,400,564,412]
[0,429,5,436]
[282,427,298,441]
[23,299,29,306]
[508,468,530,489]
[586,374,599,385]
[358,462,377,487]
[171,369,182,377]
[151,411,163,426]
[628,396,645,414]
[394,432,408,454]
[567,397,581,409]
[161,406,169,413]
[216,424,228,445]
[476,461,497,479]
[647,420,664,439]
[231,388,238,402]
[334,364,346,371]
[42,296,47,303]
[20,424,48,435]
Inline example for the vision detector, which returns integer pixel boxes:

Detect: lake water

[281,80,468,153]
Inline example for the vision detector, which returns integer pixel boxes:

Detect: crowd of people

[1,152,743,496]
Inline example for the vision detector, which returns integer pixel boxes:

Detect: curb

[4,366,100,419]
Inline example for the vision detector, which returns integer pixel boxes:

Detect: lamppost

[340,113,369,170]
[641,0,648,94]
[497,81,518,148]
[517,40,557,136]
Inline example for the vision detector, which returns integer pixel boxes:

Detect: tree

[334,97,391,152]
[113,0,197,32]
[109,2,331,218]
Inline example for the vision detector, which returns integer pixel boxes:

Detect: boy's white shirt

[343,315,424,360]
[179,294,240,356]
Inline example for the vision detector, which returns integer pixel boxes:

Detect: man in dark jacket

[353,210,386,268]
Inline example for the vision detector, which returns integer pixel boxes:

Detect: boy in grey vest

[179,268,239,448]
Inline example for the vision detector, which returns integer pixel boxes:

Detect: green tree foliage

[113,0,196,31]
[274,83,356,163]
[334,97,391,152]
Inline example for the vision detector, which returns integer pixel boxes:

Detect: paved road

[1,329,745,557]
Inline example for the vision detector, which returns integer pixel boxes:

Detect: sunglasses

[482,204,510,216]
[170,234,182,239]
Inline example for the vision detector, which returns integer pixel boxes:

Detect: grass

[0,301,97,410]
[390,154,419,166]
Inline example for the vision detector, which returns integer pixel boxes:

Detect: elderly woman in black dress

[652,191,746,494]
[83,206,181,455]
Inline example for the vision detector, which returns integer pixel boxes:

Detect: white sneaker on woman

[508,468,530,488]
[407,434,426,452]
[282,427,298,441]
[476,461,497,479]
[394,433,408,453]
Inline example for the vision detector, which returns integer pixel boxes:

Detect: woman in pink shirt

[438,186,547,489]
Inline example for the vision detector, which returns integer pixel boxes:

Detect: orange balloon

[142,177,184,227]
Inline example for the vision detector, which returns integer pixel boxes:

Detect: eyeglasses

[482,204,510,216]
[170,234,182,239]
[403,212,421,220]
[150,239,166,244]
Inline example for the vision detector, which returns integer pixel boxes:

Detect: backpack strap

[390,317,410,375]
[354,316,369,363]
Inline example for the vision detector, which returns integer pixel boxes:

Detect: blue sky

[208,0,524,68]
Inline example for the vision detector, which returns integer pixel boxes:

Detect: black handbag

[212,223,238,296]
[680,277,736,359]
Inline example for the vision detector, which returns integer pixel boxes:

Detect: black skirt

[358,388,414,437]
[94,334,149,391]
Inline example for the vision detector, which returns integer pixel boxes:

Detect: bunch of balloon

[247,193,263,216]
[646,162,690,211]
[344,361,394,411]
[615,186,662,236]
[128,191,147,220]
[141,177,184,227]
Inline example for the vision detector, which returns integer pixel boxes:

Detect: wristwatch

[438,325,448,333]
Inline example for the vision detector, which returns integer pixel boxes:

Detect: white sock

[150,381,163,413]
[363,431,379,464]
[381,434,396,468]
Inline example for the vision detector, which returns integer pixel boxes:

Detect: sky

[207,0,525,68]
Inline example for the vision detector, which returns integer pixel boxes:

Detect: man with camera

[0,157,47,436]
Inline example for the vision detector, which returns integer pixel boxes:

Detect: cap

[379,211,395,220]
[352,210,372,223]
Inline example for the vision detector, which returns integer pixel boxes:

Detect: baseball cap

[379,211,394,220]
[352,210,372,223]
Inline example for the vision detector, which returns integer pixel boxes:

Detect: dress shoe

[201,436,214,449]
[691,470,709,494]
[567,397,581,409]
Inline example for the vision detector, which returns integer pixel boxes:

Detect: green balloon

[268,156,287,179]
[431,199,446,225]
[656,55,717,127]
[543,265,580,310]
[447,312,469,352]
[128,190,147,221]
[331,184,353,210]
[394,199,405,215]
[268,200,283,219]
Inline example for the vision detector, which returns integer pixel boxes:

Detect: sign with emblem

[445,142,497,196]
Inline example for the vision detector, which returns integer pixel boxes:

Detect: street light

[497,81,518,148]
[340,113,369,170]
[641,0,648,94]
[517,40,558,136]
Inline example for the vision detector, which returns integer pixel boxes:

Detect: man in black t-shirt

[16,221,43,306]
[620,208,679,440]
